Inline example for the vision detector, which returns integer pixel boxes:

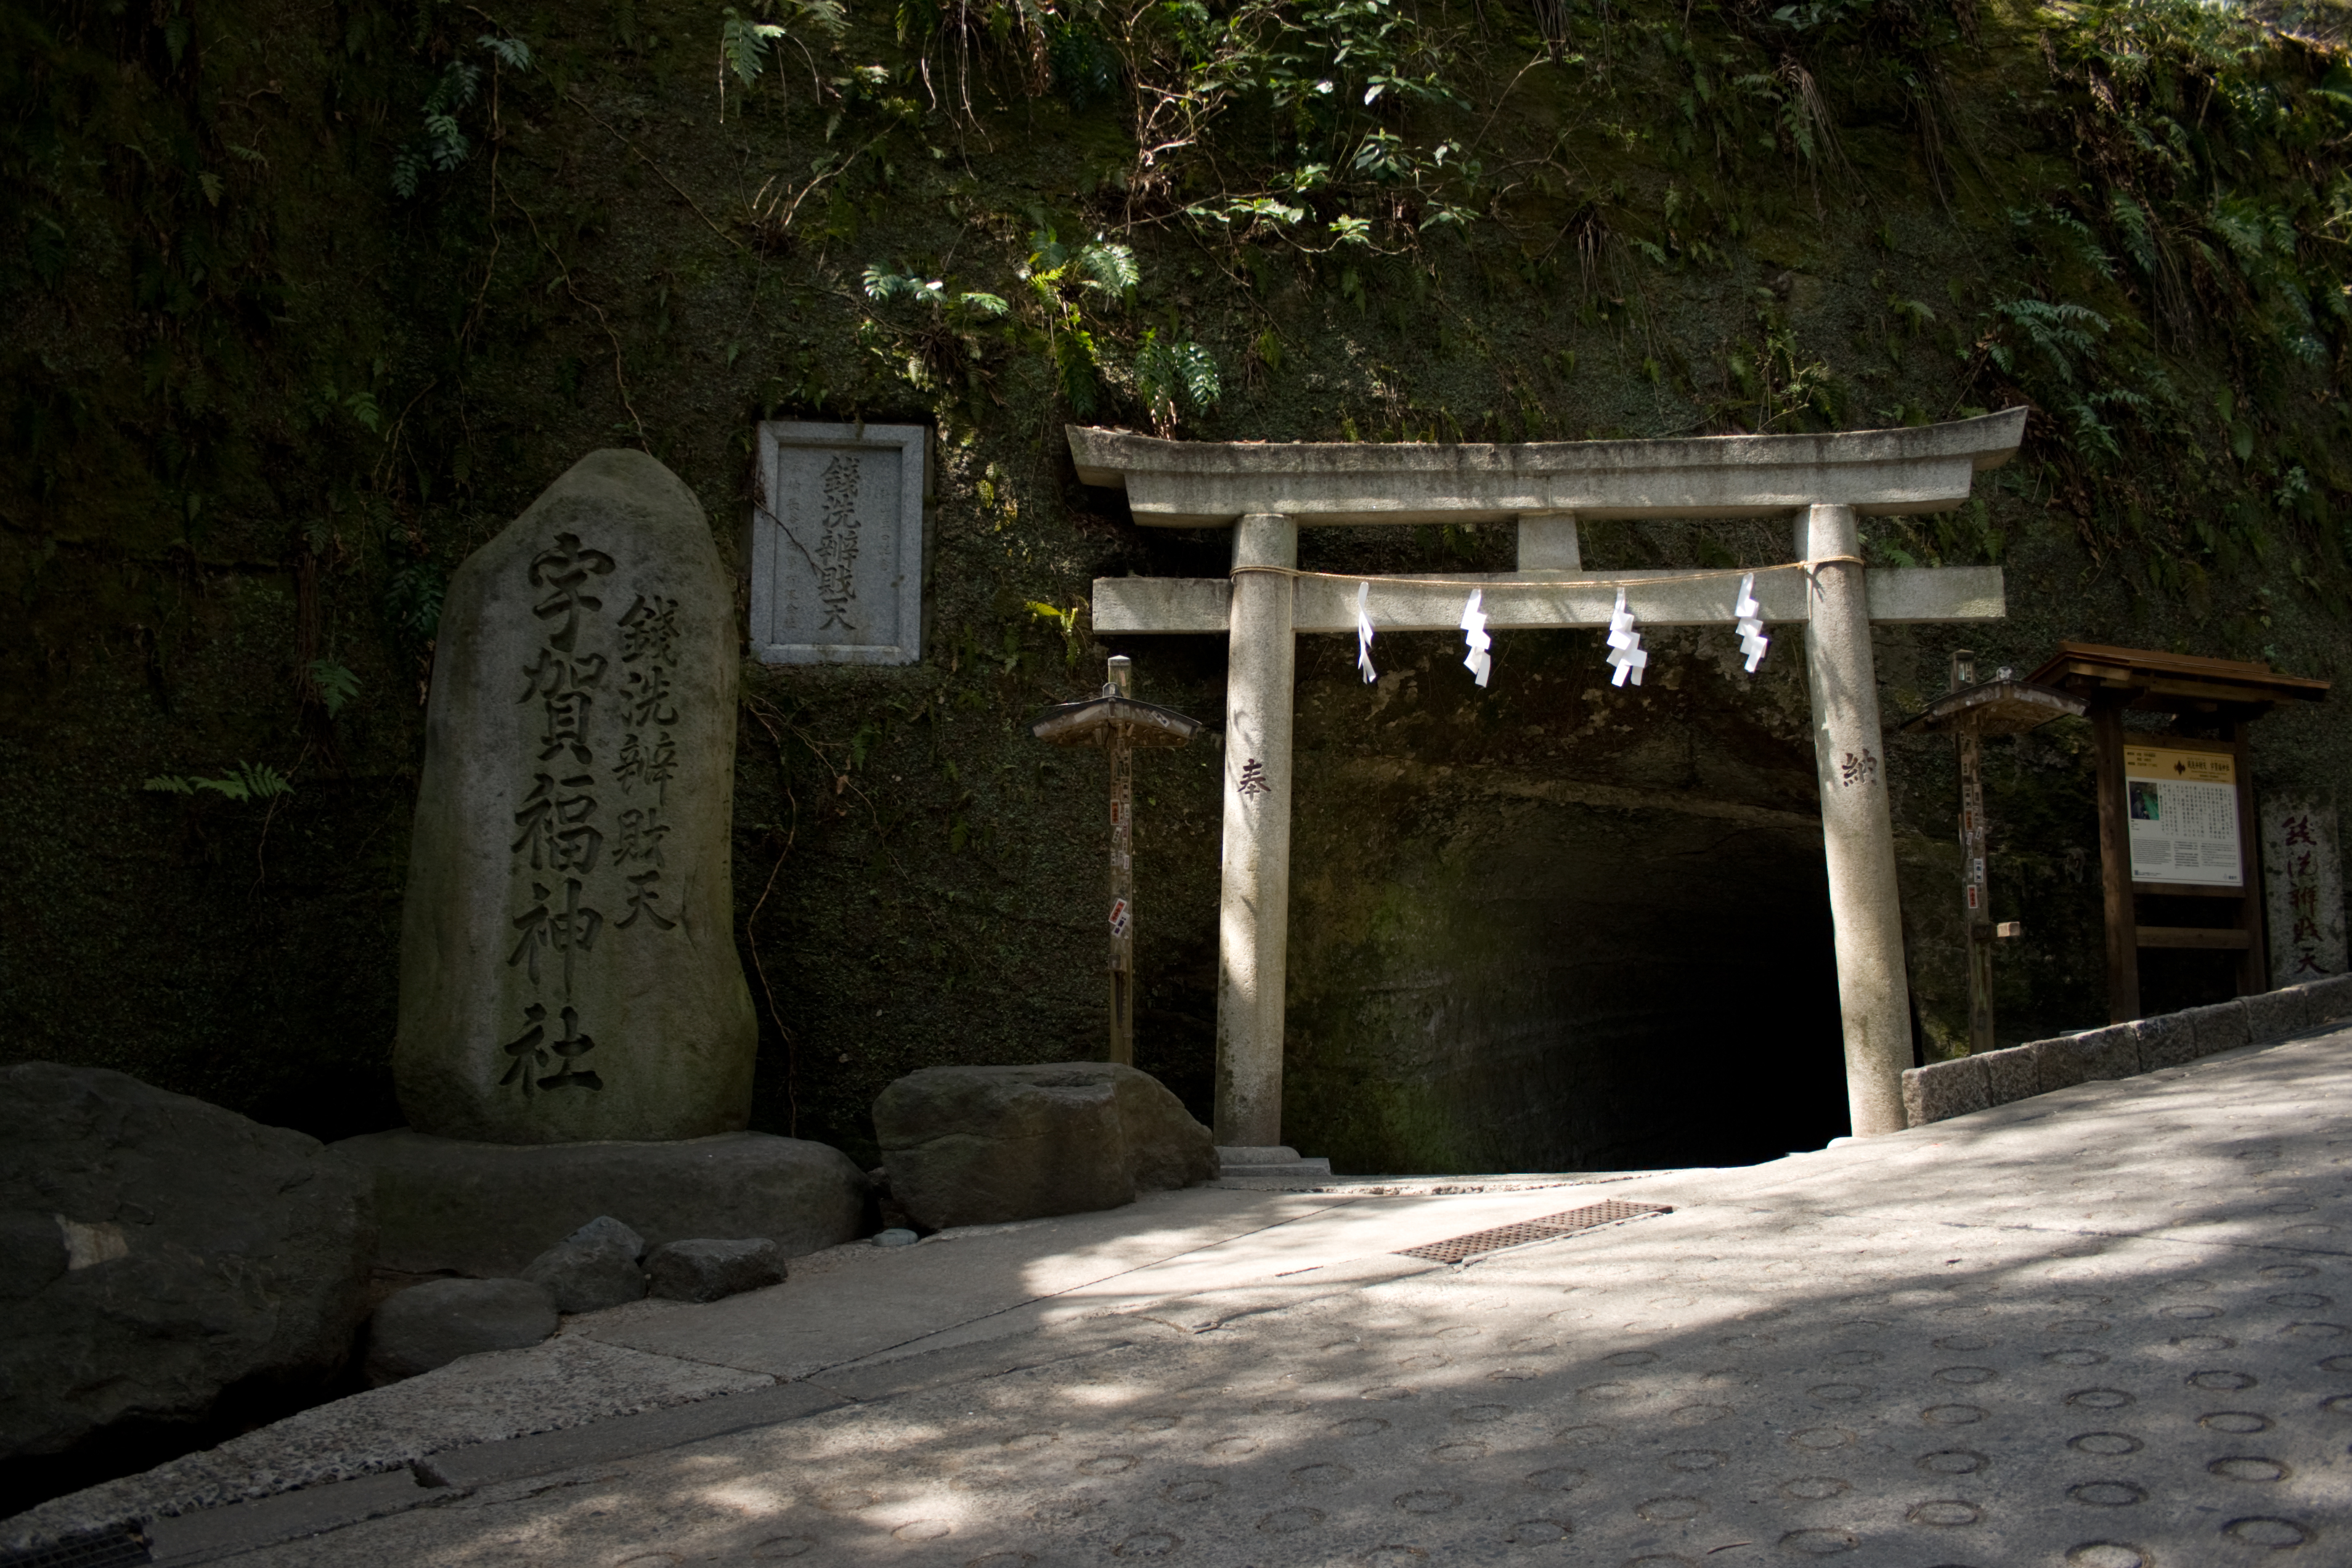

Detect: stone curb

[1901,972,2352,1127]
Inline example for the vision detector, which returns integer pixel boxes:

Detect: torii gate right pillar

[1800,503,1912,1137]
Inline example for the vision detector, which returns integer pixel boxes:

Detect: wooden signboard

[2027,642,2327,1022]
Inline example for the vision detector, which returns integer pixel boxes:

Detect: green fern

[144,762,295,803]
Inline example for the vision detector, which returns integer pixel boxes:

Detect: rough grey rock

[333,1129,869,1276]
[645,1238,784,1303]
[364,1278,557,1384]
[396,449,758,1145]
[2032,1023,2140,1092]
[2134,1009,2200,1071]
[2242,985,2315,1043]
[0,1063,375,1460]
[2306,972,2352,1021]
[1900,1056,1987,1128]
[2186,998,2251,1058]
[523,1216,648,1314]
[1976,1044,2038,1107]
[872,1063,1216,1230]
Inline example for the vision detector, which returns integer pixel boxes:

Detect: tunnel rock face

[1277,626,1849,1177]
[394,450,757,1145]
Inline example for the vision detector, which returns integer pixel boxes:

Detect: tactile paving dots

[1776,1527,1859,1556]
[2066,1389,2136,1411]
[2069,1432,2143,1456]
[2223,1517,2310,1547]
[2069,1482,2147,1507]
[1780,1477,1850,1500]
[2208,1456,2289,1482]
[1524,1467,1588,1493]
[2188,1370,2258,1391]
[1907,1499,1983,1525]
[1504,1519,1569,1544]
[1635,1495,1707,1521]
[2064,1544,2149,1567]
[1917,1448,1988,1473]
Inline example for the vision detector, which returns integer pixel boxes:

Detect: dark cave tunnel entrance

[1284,790,1853,1177]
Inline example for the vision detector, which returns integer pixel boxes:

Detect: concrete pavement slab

[12,1026,2352,1566]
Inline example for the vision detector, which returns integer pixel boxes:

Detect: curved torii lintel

[1067,407,2028,527]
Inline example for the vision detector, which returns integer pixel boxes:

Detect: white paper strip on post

[1459,588,1492,688]
[1355,579,1377,684]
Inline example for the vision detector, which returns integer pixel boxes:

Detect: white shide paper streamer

[1459,588,1492,688]
[1734,571,1770,673]
[1355,580,1377,684]
[1605,588,1648,687]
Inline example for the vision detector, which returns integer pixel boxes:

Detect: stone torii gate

[1072,408,2027,1149]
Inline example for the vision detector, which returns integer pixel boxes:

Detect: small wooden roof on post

[2021,641,2330,1024]
[2024,641,2330,718]
[1897,678,2086,737]
[1030,694,1204,749]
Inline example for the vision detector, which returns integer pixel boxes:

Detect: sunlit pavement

[62,1029,2352,1564]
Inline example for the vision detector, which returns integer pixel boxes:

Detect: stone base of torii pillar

[1070,410,2028,1150]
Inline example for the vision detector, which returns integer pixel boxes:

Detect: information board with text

[2125,744,2242,887]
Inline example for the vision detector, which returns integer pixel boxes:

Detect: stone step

[1213,1145,1333,1179]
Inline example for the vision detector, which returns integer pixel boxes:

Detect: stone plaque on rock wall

[2263,792,2346,984]
[749,420,926,665]
[395,449,758,1144]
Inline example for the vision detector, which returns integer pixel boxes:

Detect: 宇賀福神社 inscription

[395,449,758,1145]
[749,421,926,666]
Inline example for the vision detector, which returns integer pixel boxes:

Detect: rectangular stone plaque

[2263,792,2346,983]
[750,421,926,665]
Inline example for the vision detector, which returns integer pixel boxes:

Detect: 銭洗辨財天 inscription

[749,421,926,665]
[396,449,757,1144]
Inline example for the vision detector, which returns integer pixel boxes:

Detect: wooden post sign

[2025,641,2329,1022]
[1032,658,1202,1065]
[1897,654,2085,1054]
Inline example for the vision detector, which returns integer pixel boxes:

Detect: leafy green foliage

[305,659,360,716]
[144,763,295,803]
[391,36,530,198]
[1133,330,1220,435]
[720,0,848,118]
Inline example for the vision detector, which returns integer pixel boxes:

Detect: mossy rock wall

[5,0,2350,1171]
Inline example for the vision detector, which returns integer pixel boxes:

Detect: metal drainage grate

[0,1526,150,1568]
[1394,1200,1671,1265]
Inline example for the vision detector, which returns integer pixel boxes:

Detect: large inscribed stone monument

[396,449,757,1144]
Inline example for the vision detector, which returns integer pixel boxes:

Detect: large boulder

[333,1129,869,1276]
[365,1278,558,1384]
[522,1216,648,1313]
[646,1238,785,1303]
[0,1063,376,1461]
[873,1063,1215,1230]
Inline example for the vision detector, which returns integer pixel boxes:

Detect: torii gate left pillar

[1074,410,2028,1147]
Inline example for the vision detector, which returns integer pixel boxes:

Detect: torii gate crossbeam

[1071,409,2027,1150]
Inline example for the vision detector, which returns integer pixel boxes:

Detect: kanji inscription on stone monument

[396,449,757,1145]
[749,420,927,666]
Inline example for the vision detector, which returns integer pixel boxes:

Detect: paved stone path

[29,1028,2352,1566]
